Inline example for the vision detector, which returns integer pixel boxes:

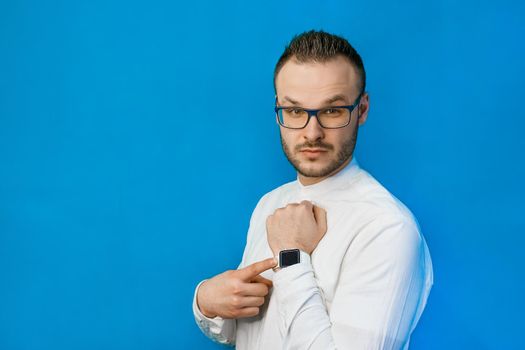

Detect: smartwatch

[279,248,301,268]
[273,248,305,272]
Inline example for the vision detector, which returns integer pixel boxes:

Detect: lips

[300,148,327,153]
[300,148,328,158]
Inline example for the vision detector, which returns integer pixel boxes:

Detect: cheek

[325,130,341,144]
[326,129,352,149]
[280,130,299,149]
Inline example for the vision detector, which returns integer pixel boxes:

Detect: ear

[275,94,281,126]
[357,92,370,126]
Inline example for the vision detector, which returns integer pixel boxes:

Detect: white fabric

[193,157,433,349]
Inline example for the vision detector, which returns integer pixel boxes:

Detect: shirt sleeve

[272,216,433,350]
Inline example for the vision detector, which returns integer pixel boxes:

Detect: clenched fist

[196,257,277,319]
[266,200,327,256]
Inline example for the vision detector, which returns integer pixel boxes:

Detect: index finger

[238,257,277,281]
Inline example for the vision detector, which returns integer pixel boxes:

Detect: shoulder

[251,179,297,217]
[244,179,297,245]
[346,168,418,224]
[343,168,425,254]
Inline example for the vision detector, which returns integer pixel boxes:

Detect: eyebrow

[279,94,350,106]
[323,94,349,105]
[281,96,301,105]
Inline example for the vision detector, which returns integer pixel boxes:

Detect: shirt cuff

[192,280,233,344]
[272,251,320,330]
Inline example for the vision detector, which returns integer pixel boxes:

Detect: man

[192,30,433,349]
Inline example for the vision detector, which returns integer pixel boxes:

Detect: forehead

[275,56,359,106]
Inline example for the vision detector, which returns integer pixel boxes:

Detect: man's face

[275,55,369,185]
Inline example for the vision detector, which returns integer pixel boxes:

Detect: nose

[302,114,325,142]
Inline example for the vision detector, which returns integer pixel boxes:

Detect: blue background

[1,0,524,349]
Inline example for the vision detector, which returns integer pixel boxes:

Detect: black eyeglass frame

[274,93,363,129]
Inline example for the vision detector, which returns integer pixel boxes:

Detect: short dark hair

[273,30,366,94]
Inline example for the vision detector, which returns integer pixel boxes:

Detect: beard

[280,125,358,178]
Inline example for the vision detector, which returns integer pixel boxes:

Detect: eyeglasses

[275,93,362,129]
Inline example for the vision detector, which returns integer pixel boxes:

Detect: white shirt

[193,157,433,349]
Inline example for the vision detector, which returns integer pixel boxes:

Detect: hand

[196,257,277,319]
[266,200,327,255]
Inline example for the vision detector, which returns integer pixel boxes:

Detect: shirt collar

[296,156,360,198]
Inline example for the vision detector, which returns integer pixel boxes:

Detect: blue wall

[1,1,524,349]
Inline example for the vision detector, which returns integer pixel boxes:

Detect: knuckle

[231,281,242,294]
[224,269,236,278]
[231,296,241,307]
[247,265,257,276]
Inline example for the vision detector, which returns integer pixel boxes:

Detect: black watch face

[280,249,300,267]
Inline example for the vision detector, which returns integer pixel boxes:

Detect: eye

[287,108,303,115]
[283,108,306,118]
[321,108,343,117]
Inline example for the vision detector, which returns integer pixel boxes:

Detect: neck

[298,156,353,186]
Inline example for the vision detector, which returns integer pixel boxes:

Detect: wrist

[272,244,311,257]
[196,281,217,318]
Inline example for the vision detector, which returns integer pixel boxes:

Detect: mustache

[294,141,334,152]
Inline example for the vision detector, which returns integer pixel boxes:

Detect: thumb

[251,274,273,288]
[313,205,327,232]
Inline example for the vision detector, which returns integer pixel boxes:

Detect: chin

[297,163,331,178]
